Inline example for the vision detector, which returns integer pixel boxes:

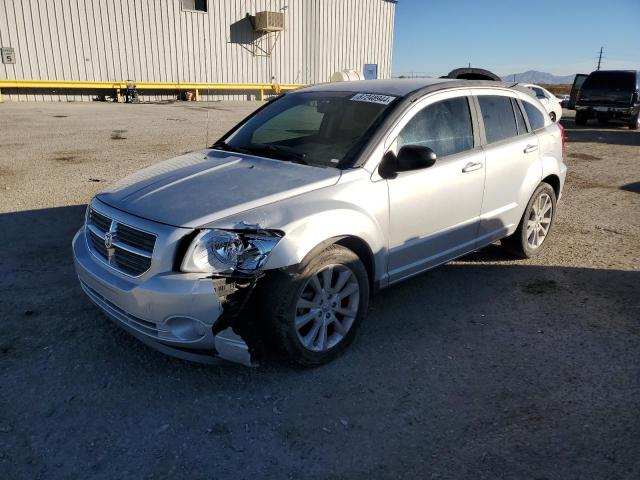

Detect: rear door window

[522,100,546,130]
[397,96,474,157]
[477,96,518,144]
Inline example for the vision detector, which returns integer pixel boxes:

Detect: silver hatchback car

[73,79,566,366]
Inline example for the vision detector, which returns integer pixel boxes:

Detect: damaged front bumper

[72,227,257,366]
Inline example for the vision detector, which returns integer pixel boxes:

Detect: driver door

[384,91,486,284]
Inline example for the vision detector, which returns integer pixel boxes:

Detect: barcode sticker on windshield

[350,93,396,105]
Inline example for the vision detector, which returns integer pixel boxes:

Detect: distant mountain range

[501,70,576,84]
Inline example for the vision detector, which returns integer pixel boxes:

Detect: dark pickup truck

[575,70,640,129]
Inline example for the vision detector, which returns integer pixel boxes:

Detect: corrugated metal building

[0,0,396,101]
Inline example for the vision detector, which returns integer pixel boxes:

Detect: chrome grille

[89,209,111,232]
[88,229,109,257]
[116,223,156,251]
[86,207,156,277]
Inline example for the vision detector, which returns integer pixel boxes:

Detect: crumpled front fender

[201,170,390,284]
[263,208,386,271]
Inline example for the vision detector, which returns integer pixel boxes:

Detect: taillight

[559,123,565,148]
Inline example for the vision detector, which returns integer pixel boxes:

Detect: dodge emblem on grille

[104,232,113,249]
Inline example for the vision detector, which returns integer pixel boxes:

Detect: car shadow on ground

[620,181,640,193]
[454,242,520,262]
[561,117,640,146]
[1,204,637,373]
[1,204,639,479]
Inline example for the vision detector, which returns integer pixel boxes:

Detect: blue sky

[391,0,640,77]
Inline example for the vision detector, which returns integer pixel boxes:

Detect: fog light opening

[165,316,206,341]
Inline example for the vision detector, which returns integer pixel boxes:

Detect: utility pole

[596,47,603,70]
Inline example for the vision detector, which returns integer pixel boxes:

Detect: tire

[549,111,556,122]
[575,111,588,126]
[260,244,370,366]
[628,113,640,130]
[501,183,557,258]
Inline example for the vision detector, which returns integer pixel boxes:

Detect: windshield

[218,91,398,169]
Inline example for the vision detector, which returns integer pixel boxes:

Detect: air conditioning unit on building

[254,11,285,32]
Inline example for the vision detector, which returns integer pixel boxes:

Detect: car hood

[97,149,341,228]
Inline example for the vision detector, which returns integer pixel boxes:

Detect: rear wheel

[575,111,588,126]
[628,112,640,130]
[501,183,557,258]
[261,245,369,366]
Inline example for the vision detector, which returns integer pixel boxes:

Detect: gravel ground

[0,102,639,480]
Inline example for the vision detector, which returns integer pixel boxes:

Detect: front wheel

[261,245,370,366]
[501,183,557,258]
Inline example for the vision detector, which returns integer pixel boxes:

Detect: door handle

[462,162,483,173]
[524,144,538,153]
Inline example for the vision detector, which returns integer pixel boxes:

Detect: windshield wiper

[213,141,309,165]
[245,144,309,165]
[211,141,250,155]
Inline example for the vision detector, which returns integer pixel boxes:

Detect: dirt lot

[1,102,639,480]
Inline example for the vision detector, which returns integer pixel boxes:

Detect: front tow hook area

[212,275,262,367]
[214,328,254,366]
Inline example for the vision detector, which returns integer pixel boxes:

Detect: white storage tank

[330,70,365,82]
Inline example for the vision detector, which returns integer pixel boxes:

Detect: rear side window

[397,97,474,157]
[478,96,518,144]
[522,100,546,130]
[530,87,547,99]
[512,99,528,135]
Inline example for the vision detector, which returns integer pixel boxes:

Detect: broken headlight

[180,229,282,275]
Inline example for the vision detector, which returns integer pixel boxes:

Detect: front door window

[397,97,474,157]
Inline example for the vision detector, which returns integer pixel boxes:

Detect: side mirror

[379,145,437,179]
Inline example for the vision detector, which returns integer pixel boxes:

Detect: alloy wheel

[526,192,553,248]
[294,264,360,352]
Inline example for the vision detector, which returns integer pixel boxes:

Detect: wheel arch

[541,174,561,198]
[334,236,376,290]
[275,234,378,292]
